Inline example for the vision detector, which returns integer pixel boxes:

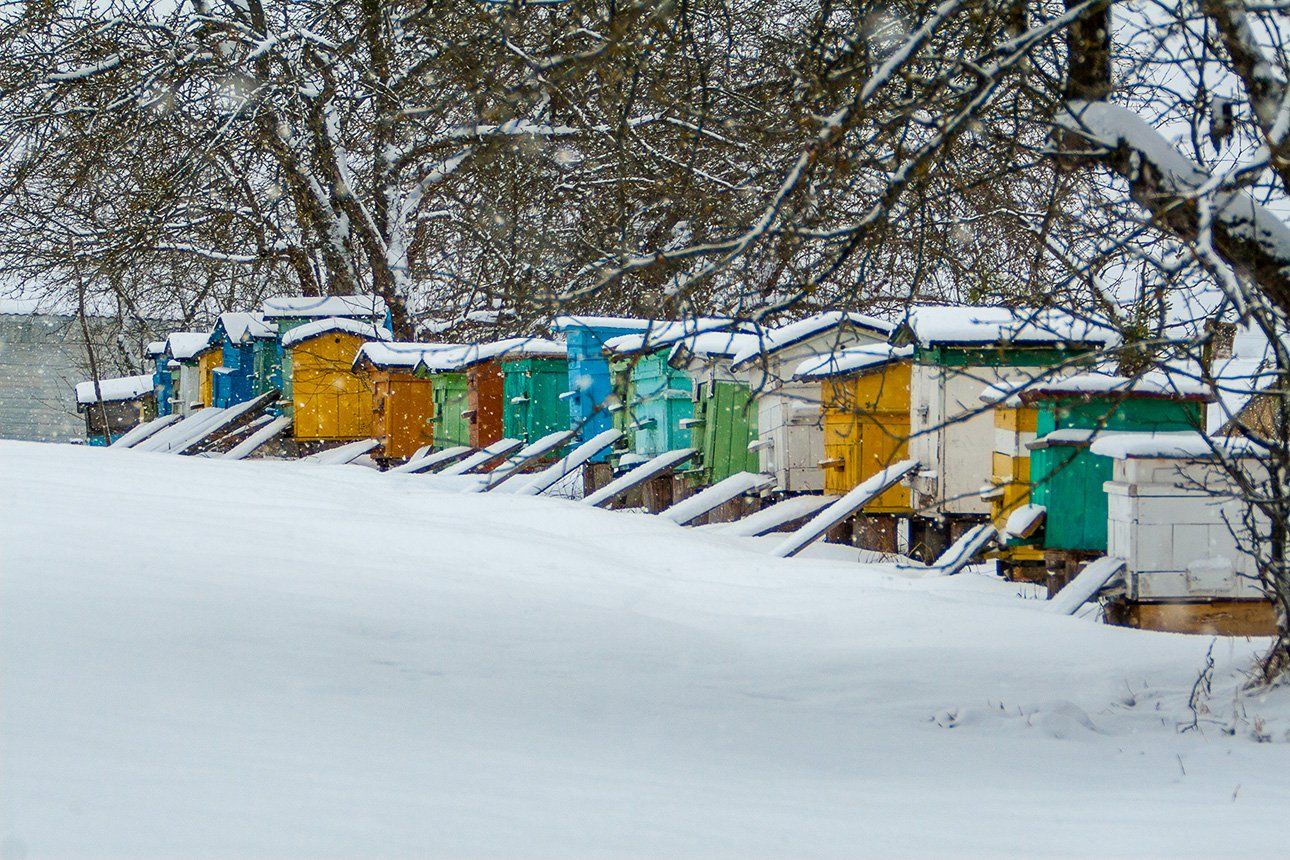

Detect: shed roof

[893,305,1118,348]
[280,317,392,349]
[261,295,387,320]
[793,344,913,379]
[603,318,753,355]
[166,331,217,360]
[1016,370,1213,403]
[76,373,154,405]
[415,337,567,373]
[667,331,761,365]
[1089,431,1260,460]
[353,341,449,370]
[213,311,275,343]
[552,316,660,332]
[730,312,893,369]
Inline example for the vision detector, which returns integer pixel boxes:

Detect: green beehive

[1022,374,1211,553]
[501,355,571,444]
[428,370,471,449]
[668,331,761,484]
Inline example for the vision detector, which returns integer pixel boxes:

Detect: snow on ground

[3,440,1290,858]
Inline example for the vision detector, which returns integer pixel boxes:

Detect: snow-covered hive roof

[730,312,893,370]
[1016,370,1214,403]
[415,337,567,373]
[894,305,1118,348]
[793,344,914,379]
[353,341,450,371]
[76,373,154,405]
[261,295,387,321]
[667,331,761,365]
[165,331,216,361]
[280,318,392,349]
[145,341,167,358]
[552,316,659,332]
[1089,431,1261,460]
[603,318,754,355]
[214,311,274,343]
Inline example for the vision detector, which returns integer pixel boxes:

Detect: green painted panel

[431,371,470,449]
[695,380,758,483]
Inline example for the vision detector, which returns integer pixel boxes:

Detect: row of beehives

[77,300,1275,635]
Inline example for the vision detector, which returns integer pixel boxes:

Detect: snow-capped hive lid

[165,331,216,360]
[280,317,392,349]
[261,295,387,321]
[603,318,753,355]
[1016,370,1214,404]
[552,316,659,332]
[353,341,449,371]
[145,341,167,358]
[1089,431,1260,460]
[76,373,154,405]
[793,344,913,379]
[414,337,566,373]
[215,311,275,343]
[892,305,1118,349]
[730,312,893,370]
[667,331,761,364]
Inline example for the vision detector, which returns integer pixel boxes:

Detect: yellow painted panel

[198,349,221,408]
[290,332,375,441]
[372,373,436,458]
[995,406,1038,433]
[988,452,1033,530]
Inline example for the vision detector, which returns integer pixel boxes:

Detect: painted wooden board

[923,524,999,576]
[512,429,624,497]
[133,406,230,454]
[659,471,775,526]
[772,459,919,558]
[582,448,697,508]
[302,438,380,465]
[387,445,473,475]
[222,415,292,460]
[714,493,839,537]
[109,413,182,448]
[1048,557,1126,615]
[470,431,575,493]
[437,438,524,476]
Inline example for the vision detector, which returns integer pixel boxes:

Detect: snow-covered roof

[1017,371,1213,403]
[1026,428,1098,449]
[603,318,754,355]
[552,316,659,332]
[353,341,448,370]
[76,373,154,405]
[261,295,387,321]
[894,305,1118,348]
[214,311,274,343]
[729,312,894,369]
[280,318,392,349]
[793,344,914,379]
[165,331,216,361]
[145,341,167,357]
[415,337,567,373]
[1089,431,1261,460]
[667,332,761,364]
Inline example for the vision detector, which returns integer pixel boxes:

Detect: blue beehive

[146,340,172,416]
[209,312,277,407]
[552,316,655,461]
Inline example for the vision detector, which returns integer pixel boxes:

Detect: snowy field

[3,440,1290,859]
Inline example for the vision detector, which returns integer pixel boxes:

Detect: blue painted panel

[153,356,173,416]
[563,325,647,462]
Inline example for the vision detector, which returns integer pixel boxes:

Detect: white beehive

[730,312,891,493]
[1094,433,1266,602]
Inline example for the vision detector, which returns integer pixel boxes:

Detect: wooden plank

[512,429,624,497]
[472,430,575,492]
[133,406,230,454]
[772,459,919,558]
[582,448,697,508]
[436,438,524,476]
[1047,557,1126,615]
[387,445,474,475]
[176,391,280,455]
[222,415,292,460]
[923,523,999,576]
[109,413,182,448]
[301,438,380,465]
[714,494,838,537]
[659,471,775,525]
[1108,599,1277,636]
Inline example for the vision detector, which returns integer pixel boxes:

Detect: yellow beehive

[282,319,389,442]
[197,346,223,408]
